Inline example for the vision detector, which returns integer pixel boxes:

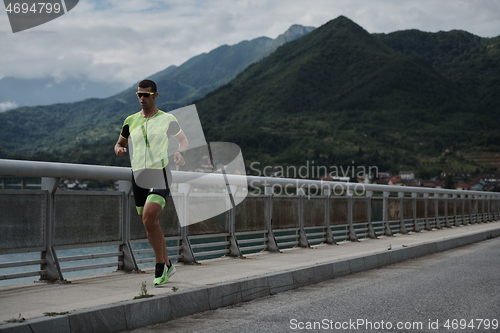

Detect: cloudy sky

[1,0,499,86]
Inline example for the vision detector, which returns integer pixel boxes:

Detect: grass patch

[43,311,70,317]
[6,314,25,323]
[133,281,154,300]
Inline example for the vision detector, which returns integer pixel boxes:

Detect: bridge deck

[1,222,500,333]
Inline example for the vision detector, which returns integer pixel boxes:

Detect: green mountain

[192,16,499,175]
[153,24,316,109]
[0,24,314,156]
[1,16,499,179]
[375,29,500,142]
[374,29,500,172]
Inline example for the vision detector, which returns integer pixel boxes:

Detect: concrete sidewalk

[1,222,500,333]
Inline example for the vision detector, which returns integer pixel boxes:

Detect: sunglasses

[136,92,155,98]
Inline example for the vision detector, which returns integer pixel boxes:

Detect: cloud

[0,0,498,86]
[0,101,18,112]
[351,0,500,35]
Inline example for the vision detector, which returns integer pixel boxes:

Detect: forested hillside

[1,16,498,179]
[193,16,499,175]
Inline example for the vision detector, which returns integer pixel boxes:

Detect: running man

[114,79,188,286]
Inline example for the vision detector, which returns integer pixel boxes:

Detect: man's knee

[142,214,158,229]
[141,202,163,229]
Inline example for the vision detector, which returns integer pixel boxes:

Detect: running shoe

[153,262,176,286]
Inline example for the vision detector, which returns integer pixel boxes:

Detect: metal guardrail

[1,159,499,283]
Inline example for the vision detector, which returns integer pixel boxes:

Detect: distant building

[388,175,405,186]
[441,169,454,177]
[422,181,444,188]
[471,183,484,191]
[378,172,390,178]
[399,171,415,180]
[434,181,445,189]
[454,182,471,191]
[483,183,499,192]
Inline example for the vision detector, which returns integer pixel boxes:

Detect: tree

[444,175,455,189]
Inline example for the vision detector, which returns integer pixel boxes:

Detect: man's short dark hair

[138,79,157,92]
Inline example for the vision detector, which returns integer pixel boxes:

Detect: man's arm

[173,130,188,166]
[114,136,128,157]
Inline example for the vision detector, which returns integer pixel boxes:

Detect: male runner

[114,79,188,285]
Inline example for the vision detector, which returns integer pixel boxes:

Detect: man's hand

[116,147,127,157]
[174,151,185,166]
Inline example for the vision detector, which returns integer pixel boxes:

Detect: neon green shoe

[153,263,176,286]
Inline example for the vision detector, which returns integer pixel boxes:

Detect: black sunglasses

[136,92,155,98]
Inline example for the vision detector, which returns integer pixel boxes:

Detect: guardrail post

[227,206,242,257]
[40,177,65,282]
[226,185,242,258]
[476,195,481,223]
[227,184,243,258]
[483,195,487,222]
[324,189,335,244]
[460,194,466,225]
[468,195,473,224]
[265,187,279,252]
[366,191,377,238]
[478,194,482,223]
[297,188,310,247]
[485,195,489,222]
[481,195,486,223]
[398,192,408,234]
[346,189,358,241]
[118,180,139,272]
[220,165,243,258]
[443,194,451,228]
[424,193,431,231]
[412,192,420,232]
[497,196,500,220]
[490,196,494,221]
[495,197,500,220]
[493,197,500,221]
[473,195,479,224]
[496,196,500,220]
[484,195,489,222]
[468,194,474,224]
[434,193,442,229]
[459,194,464,225]
[494,196,497,221]
[464,194,468,224]
[488,195,493,222]
[264,186,273,196]
[383,191,392,236]
[496,196,498,220]
[452,194,459,227]
[177,183,197,264]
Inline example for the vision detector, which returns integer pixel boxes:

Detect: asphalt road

[123,237,500,333]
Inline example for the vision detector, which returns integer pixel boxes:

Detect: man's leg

[140,201,169,264]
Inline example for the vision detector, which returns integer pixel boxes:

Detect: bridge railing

[1,159,499,283]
